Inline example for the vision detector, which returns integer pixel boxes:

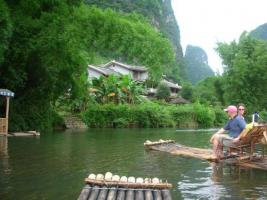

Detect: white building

[88,60,148,82]
[103,60,148,82]
[147,79,182,97]
[88,60,182,97]
[88,65,120,80]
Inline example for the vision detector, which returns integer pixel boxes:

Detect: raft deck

[145,139,216,161]
[78,172,172,200]
[144,139,267,171]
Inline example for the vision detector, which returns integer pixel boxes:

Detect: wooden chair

[222,124,267,160]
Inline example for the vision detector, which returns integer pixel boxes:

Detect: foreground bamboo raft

[144,139,267,171]
[78,172,172,200]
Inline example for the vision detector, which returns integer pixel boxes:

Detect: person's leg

[213,134,230,159]
[212,134,223,158]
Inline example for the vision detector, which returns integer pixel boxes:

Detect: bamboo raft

[144,139,267,171]
[145,139,217,161]
[78,172,172,200]
[8,131,40,137]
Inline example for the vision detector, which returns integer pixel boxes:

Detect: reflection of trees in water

[178,161,267,199]
[0,137,10,177]
[211,162,242,182]
[0,136,8,157]
[210,162,267,199]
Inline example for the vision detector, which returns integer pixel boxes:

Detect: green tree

[180,82,194,101]
[216,33,267,111]
[85,0,184,81]
[193,76,224,106]
[0,0,12,64]
[89,75,143,104]
[0,0,87,131]
[0,1,177,131]
[156,82,170,101]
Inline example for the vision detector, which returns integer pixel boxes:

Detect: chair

[222,123,267,160]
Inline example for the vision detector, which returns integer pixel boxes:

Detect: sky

[171,0,267,74]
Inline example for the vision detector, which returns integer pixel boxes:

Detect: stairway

[64,116,87,129]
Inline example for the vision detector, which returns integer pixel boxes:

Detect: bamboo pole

[106,187,117,200]
[88,185,100,200]
[97,186,108,200]
[84,178,172,189]
[135,190,144,200]
[145,190,153,200]
[161,190,172,200]
[153,190,162,200]
[116,189,125,200]
[125,190,134,200]
[77,184,91,200]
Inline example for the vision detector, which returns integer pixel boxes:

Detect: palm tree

[89,75,143,104]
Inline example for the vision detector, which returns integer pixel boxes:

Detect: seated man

[210,105,246,159]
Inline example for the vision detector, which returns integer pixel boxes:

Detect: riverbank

[81,103,227,128]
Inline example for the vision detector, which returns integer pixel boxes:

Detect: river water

[0,128,267,199]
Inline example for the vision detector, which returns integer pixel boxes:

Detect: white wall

[140,71,148,81]
[88,68,103,80]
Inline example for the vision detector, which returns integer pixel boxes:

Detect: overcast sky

[171,0,267,74]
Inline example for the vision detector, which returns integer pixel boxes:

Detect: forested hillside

[0,0,177,131]
[184,45,214,85]
[85,0,186,80]
[250,23,267,40]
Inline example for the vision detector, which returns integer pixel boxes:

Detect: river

[0,128,267,199]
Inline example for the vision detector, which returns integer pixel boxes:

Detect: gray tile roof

[88,65,121,76]
[104,60,148,72]
[161,80,182,89]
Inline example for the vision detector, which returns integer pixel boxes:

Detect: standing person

[237,103,246,120]
[210,105,246,159]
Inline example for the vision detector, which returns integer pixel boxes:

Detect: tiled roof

[104,60,148,72]
[161,79,182,89]
[88,65,121,76]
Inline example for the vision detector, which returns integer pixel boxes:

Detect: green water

[0,128,267,199]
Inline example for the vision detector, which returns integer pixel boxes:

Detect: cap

[224,105,237,113]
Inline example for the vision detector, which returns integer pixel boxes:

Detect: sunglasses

[239,108,245,111]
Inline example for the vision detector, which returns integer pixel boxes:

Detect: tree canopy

[216,33,267,111]
[0,0,177,131]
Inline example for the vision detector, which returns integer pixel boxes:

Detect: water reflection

[0,136,9,169]
[178,162,267,199]
[0,136,11,197]
[1,129,267,200]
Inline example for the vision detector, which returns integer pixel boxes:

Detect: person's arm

[215,128,225,135]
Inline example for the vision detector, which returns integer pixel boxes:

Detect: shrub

[170,105,197,128]
[259,111,267,123]
[213,107,228,126]
[82,102,221,128]
[156,83,171,100]
[193,103,215,128]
